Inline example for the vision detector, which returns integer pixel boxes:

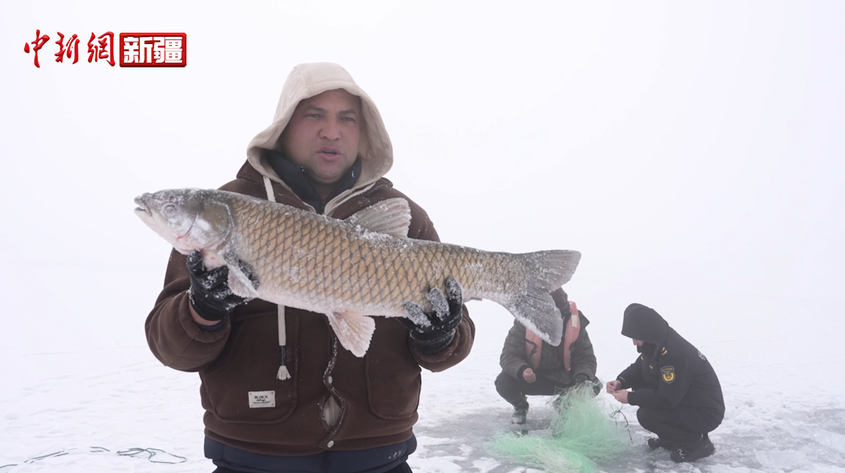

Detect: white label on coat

[248,391,276,408]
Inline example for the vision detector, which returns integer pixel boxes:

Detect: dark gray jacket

[500,291,597,386]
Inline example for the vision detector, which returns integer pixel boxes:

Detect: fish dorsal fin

[325,311,376,358]
[344,198,410,238]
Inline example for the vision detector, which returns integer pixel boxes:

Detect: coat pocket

[200,315,297,423]
[365,324,421,420]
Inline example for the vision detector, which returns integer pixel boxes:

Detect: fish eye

[162,204,177,217]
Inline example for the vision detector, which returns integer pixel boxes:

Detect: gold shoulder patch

[661,366,675,384]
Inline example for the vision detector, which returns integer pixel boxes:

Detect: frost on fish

[135,189,582,357]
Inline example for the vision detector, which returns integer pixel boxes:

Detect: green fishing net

[487,382,631,473]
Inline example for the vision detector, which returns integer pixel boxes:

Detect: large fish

[134,188,581,357]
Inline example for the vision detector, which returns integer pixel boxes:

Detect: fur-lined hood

[245,63,393,206]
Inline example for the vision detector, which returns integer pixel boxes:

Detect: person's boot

[510,397,529,424]
[647,436,676,451]
[670,433,715,463]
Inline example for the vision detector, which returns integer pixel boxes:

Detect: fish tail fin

[505,250,581,347]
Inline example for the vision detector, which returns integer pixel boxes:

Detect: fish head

[134,188,233,255]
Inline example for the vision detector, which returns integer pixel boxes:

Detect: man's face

[632,339,644,346]
[280,89,361,195]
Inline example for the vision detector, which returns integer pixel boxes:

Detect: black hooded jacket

[617,304,724,417]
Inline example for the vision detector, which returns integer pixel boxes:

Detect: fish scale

[134,188,581,357]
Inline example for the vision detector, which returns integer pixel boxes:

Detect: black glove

[573,373,601,396]
[187,251,256,321]
[574,373,590,384]
[400,277,464,354]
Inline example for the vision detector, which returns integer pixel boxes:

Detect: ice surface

[4,292,844,472]
[755,449,807,469]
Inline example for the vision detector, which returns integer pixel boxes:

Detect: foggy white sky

[1,1,843,356]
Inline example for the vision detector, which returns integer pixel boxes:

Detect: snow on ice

[1,284,844,472]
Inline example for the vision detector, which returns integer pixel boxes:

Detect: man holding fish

[144,62,478,473]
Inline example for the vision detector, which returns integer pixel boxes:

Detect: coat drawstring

[264,176,291,381]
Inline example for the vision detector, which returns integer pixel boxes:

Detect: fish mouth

[134,195,152,216]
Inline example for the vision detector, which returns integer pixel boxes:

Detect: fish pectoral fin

[325,311,376,358]
[344,198,411,239]
[227,264,260,299]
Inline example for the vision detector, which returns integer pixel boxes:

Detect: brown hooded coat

[144,63,475,456]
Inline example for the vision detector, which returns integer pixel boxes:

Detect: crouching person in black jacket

[606,303,724,463]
